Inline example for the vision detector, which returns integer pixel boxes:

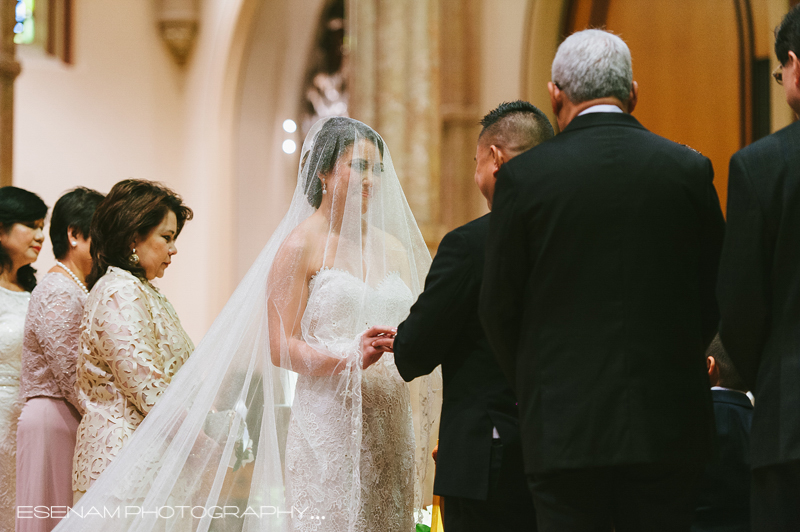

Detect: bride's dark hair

[303,117,385,208]
[0,186,48,292]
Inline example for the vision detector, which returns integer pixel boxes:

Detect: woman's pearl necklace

[55,261,89,294]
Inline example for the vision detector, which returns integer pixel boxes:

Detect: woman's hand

[361,326,396,369]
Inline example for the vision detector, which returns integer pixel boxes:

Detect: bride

[53,117,439,532]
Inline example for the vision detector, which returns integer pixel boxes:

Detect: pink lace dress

[17,273,86,532]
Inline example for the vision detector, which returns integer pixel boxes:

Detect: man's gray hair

[551,29,633,104]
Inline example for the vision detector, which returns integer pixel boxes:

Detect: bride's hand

[361,326,396,369]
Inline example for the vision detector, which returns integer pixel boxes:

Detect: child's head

[706,335,747,392]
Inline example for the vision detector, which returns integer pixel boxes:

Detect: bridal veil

[54,117,440,532]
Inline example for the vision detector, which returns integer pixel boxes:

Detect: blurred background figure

[72,179,193,503]
[692,335,752,532]
[16,187,104,532]
[0,186,47,531]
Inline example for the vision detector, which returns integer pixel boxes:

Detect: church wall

[13,0,252,341]
[233,0,324,281]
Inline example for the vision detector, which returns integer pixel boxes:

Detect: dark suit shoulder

[711,389,753,410]
[734,119,800,159]
[730,120,800,185]
[445,213,490,244]
[435,214,490,270]
[506,113,711,183]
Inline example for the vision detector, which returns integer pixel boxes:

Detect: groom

[372,101,553,531]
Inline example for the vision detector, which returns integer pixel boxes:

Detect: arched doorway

[232,0,326,280]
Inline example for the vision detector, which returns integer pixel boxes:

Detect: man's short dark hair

[775,4,800,65]
[479,100,554,154]
[707,335,748,393]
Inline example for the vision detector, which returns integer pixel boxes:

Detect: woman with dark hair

[0,185,47,531]
[71,179,194,502]
[17,187,104,532]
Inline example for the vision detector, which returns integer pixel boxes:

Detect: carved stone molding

[156,0,199,65]
[0,54,21,81]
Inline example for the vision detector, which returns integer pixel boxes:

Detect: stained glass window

[13,0,35,45]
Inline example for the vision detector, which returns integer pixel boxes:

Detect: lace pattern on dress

[72,267,194,492]
[285,268,415,531]
[0,287,30,530]
[20,273,87,411]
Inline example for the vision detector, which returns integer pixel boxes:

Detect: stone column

[0,0,21,187]
[348,0,443,246]
[439,0,482,232]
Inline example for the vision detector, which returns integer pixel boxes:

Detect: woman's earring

[129,248,140,266]
[71,241,77,247]
[322,181,327,195]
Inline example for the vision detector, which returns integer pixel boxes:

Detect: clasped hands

[360,325,396,369]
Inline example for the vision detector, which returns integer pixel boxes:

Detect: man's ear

[490,145,506,177]
[627,81,639,114]
[790,51,800,88]
[548,81,562,117]
[707,355,719,386]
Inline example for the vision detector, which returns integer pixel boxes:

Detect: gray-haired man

[480,29,725,532]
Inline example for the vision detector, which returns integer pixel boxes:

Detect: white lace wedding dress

[285,268,415,531]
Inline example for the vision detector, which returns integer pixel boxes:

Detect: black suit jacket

[480,112,725,474]
[692,389,752,532]
[718,119,800,469]
[394,214,520,500]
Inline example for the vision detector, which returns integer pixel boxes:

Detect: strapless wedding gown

[284,268,416,532]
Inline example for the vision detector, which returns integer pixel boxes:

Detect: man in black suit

[692,335,752,532]
[479,29,725,532]
[377,101,553,531]
[717,5,800,531]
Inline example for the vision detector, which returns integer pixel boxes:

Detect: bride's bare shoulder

[272,216,327,277]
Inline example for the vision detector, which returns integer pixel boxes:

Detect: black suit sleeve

[479,167,526,390]
[718,153,769,388]
[699,158,726,349]
[393,229,475,382]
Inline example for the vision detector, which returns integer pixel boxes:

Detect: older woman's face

[134,211,178,280]
[0,220,45,270]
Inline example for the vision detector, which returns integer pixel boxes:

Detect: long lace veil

[54,117,440,532]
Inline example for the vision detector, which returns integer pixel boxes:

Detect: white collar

[578,104,624,116]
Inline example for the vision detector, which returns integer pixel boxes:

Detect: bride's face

[323,138,382,215]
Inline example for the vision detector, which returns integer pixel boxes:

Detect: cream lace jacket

[72,266,193,492]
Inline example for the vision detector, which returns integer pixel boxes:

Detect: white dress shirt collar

[578,104,624,116]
